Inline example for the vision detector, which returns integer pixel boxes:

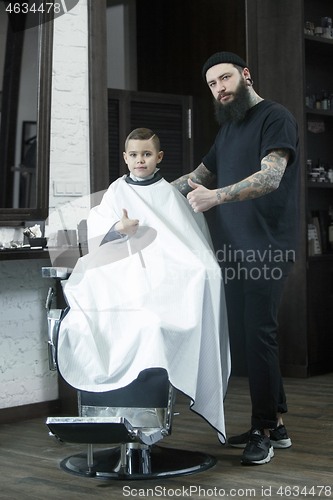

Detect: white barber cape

[57,173,230,441]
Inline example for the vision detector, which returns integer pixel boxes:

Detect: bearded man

[172,52,300,465]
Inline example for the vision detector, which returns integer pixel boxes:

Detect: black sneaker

[269,425,292,448]
[228,424,292,449]
[241,429,274,465]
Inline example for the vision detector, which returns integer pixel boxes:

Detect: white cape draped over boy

[57,173,230,441]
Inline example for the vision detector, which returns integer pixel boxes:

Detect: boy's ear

[157,151,164,164]
[123,151,128,164]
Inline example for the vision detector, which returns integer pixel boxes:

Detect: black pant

[221,260,293,429]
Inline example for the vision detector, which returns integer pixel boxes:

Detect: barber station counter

[0,248,50,261]
[0,247,85,267]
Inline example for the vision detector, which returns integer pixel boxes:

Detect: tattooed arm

[187,149,290,213]
[171,163,216,196]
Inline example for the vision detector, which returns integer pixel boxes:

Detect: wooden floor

[0,374,332,500]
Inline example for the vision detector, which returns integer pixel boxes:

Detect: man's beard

[213,79,251,126]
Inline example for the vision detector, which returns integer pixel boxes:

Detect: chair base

[60,445,217,480]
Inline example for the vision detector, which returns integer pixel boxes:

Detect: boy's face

[123,139,163,179]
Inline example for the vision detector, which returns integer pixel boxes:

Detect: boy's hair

[125,128,161,153]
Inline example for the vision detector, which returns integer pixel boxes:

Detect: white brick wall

[0,259,58,409]
[47,0,90,236]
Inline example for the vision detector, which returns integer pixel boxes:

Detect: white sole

[230,438,292,449]
[241,446,274,465]
[272,438,292,449]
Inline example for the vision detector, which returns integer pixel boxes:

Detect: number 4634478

[276,485,332,497]
[6,3,62,14]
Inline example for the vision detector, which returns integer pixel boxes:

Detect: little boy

[57,128,230,442]
[93,128,164,248]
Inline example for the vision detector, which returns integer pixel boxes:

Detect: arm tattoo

[216,148,290,204]
[171,163,216,195]
[170,176,192,195]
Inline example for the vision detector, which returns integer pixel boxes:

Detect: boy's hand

[115,209,139,236]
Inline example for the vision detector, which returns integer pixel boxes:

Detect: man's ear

[243,67,251,80]
[157,151,164,164]
[123,151,128,164]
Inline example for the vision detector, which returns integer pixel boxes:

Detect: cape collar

[125,172,163,186]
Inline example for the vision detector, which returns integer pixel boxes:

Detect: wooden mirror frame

[87,0,109,196]
[0,10,53,225]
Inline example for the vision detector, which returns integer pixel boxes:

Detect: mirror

[0,0,53,224]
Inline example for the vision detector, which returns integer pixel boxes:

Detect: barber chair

[42,266,217,479]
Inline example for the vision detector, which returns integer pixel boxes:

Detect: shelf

[304,34,333,45]
[308,182,333,188]
[308,254,333,262]
[306,108,333,117]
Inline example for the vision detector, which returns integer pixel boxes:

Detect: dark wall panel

[136,0,246,166]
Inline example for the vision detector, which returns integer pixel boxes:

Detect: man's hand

[171,163,216,196]
[187,179,218,213]
[115,209,139,236]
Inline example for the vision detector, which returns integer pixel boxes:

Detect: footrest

[46,416,136,444]
[42,267,72,279]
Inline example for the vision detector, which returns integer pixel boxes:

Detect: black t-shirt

[203,100,301,262]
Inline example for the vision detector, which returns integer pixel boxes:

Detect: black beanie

[202,52,247,81]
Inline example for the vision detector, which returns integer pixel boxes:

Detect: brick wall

[0,259,58,409]
[47,0,90,238]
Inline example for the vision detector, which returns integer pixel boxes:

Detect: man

[172,52,300,465]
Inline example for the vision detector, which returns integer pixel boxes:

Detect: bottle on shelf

[321,17,332,29]
[321,91,329,110]
[329,206,333,252]
[313,158,327,183]
[306,87,315,108]
[307,159,312,172]
[304,21,314,35]
[328,166,333,183]
[315,92,321,110]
